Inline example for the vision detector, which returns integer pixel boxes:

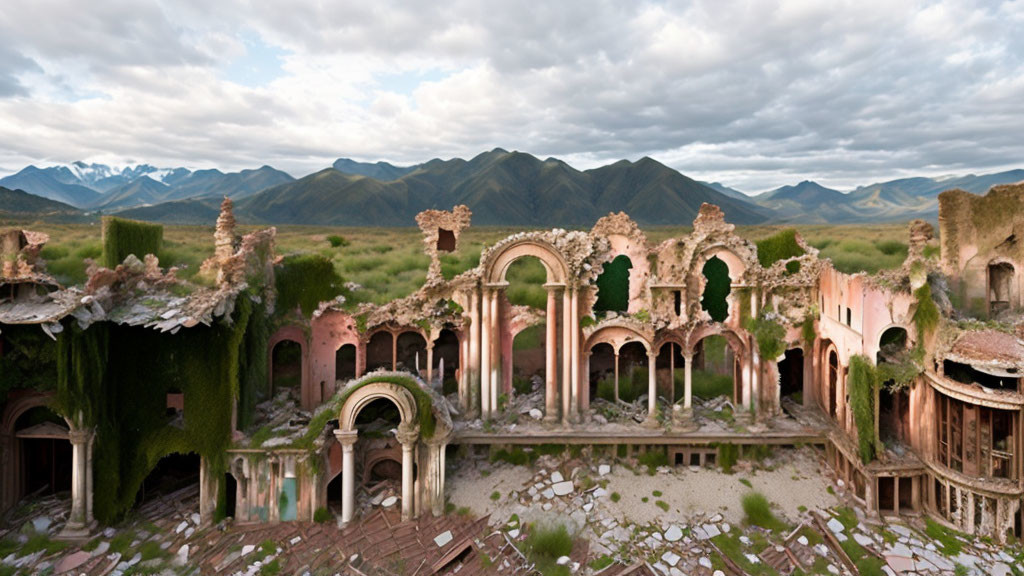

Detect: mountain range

[1,150,1022,227]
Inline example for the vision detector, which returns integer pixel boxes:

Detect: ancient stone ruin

[2,182,1023,559]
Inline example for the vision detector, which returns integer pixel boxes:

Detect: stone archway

[480,237,575,421]
[684,324,750,410]
[335,381,420,523]
[584,324,655,419]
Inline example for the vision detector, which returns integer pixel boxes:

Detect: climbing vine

[101,217,163,268]
[848,355,880,464]
[275,254,347,317]
[745,312,786,360]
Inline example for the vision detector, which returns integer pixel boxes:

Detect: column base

[641,415,661,429]
[543,412,559,423]
[56,520,95,541]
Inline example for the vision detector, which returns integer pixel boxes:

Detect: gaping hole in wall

[594,254,632,314]
[701,257,731,322]
[879,387,910,445]
[135,452,200,505]
[899,477,913,511]
[166,388,184,418]
[395,331,427,376]
[368,458,402,484]
[434,329,460,395]
[656,342,686,401]
[15,406,72,499]
[505,257,547,309]
[335,344,357,383]
[436,228,456,252]
[271,340,302,396]
[512,324,545,398]
[778,348,804,403]
[365,331,394,372]
[943,360,1019,392]
[589,343,616,402]
[988,261,1015,315]
[692,335,735,401]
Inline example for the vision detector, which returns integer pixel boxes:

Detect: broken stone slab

[826,518,845,533]
[701,524,721,539]
[550,471,564,483]
[54,550,90,573]
[661,551,681,567]
[552,481,574,496]
[598,464,610,476]
[529,409,543,420]
[434,530,453,547]
[241,544,255,557]
[541,488,555,499]
[664,525,683,542]
[381,496,398,508]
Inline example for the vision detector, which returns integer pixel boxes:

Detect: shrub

[848,355,879,464]
[638,448,668,474]
[610,492,621,503]
[524,524,573,576]
[874,240,908,257]
[326,234,349,248]
[276,253,347,316]
[718,443,739,474]
[741,492,786,532]
[313,507,332,523]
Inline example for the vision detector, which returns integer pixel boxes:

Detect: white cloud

[0,0,1021,191]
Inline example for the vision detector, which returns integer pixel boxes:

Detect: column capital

[68,428,94,445]
[333,429,358,447]
[396,423,420,446]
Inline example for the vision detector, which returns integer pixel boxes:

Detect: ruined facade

[2,185,1024,544]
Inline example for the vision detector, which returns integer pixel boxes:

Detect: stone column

[561,288,572,423]
[426,342,434,386]
[59,428,94,539]
[468,290,480,415]
[490,290,500,414]
[391,331,398,371]
[396,424,420,521]
[645,351,658,425]
[613,352,620,403]
[480,288,491,419]
[198,455,220,525]
[545,285,559,421]
[683,353,694,411]
[333,430,358,524]
[570,288,579,419]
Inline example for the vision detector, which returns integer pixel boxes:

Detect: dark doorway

[16,406,72,498]
[988,262,1014,316]
[435,329,460,395]
[224,473,237,518]
[828,350,838,418]
[878,477,895,513]
[336,344,356,383]
[512,324,545,398]
[272,340,302,394]
[590,343,616,403]
[879,387,910,445]
[395,332,427,376]
[778,349,804,402]
[366,331,393,372]
[437,229,456,252]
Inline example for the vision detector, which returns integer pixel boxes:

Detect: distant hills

[1,151,1022,227]
[0,186,86,222]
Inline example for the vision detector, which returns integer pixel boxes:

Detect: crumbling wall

[415,205,472,281]
[939,184,1024,317]
[590,212,651,314]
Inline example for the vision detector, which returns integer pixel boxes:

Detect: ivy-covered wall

[101,217,164,269]
[52,296,266,523]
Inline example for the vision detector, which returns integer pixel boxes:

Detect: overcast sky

[0,0,1022,192]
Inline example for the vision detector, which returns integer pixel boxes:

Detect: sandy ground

[446,447,840,529]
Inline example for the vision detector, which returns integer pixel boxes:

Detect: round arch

[484,238,570,285]
[338,382,419,433]
[698,245,747,282]
[684,323,747,357]
[585,324,652,355]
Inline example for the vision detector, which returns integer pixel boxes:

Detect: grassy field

[14,221,927,307]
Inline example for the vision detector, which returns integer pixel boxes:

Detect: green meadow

[22,222,926,309]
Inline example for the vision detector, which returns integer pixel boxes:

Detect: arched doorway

[692,334,737,402]
[595,255,632,314]
[512,324,545,398]
[271,340,303,396]
[434,329,460,395]
[14,406,72,499]
[988,261,1015,316]
[877,327,910,444]
[827,349,839,418]
[365,331,393,372]
[778,348,804,403]
[395,331,427,376]
[336,344,357,383]
[701,257,731,322]
[589,342,616,402]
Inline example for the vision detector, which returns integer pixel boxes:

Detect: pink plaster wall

[309,310,362,408]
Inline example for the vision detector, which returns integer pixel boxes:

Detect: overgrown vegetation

[755,228,804,267]
[745,312,786,360]
[594,254,632,314]
[523,523,573,576]
[848,355,880,464]
[701,256,731,322]
[741,491,787,532]
[275,253,348,316]
[101,216,163,268]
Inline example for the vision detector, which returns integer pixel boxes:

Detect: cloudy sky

[0,0,1022,192]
